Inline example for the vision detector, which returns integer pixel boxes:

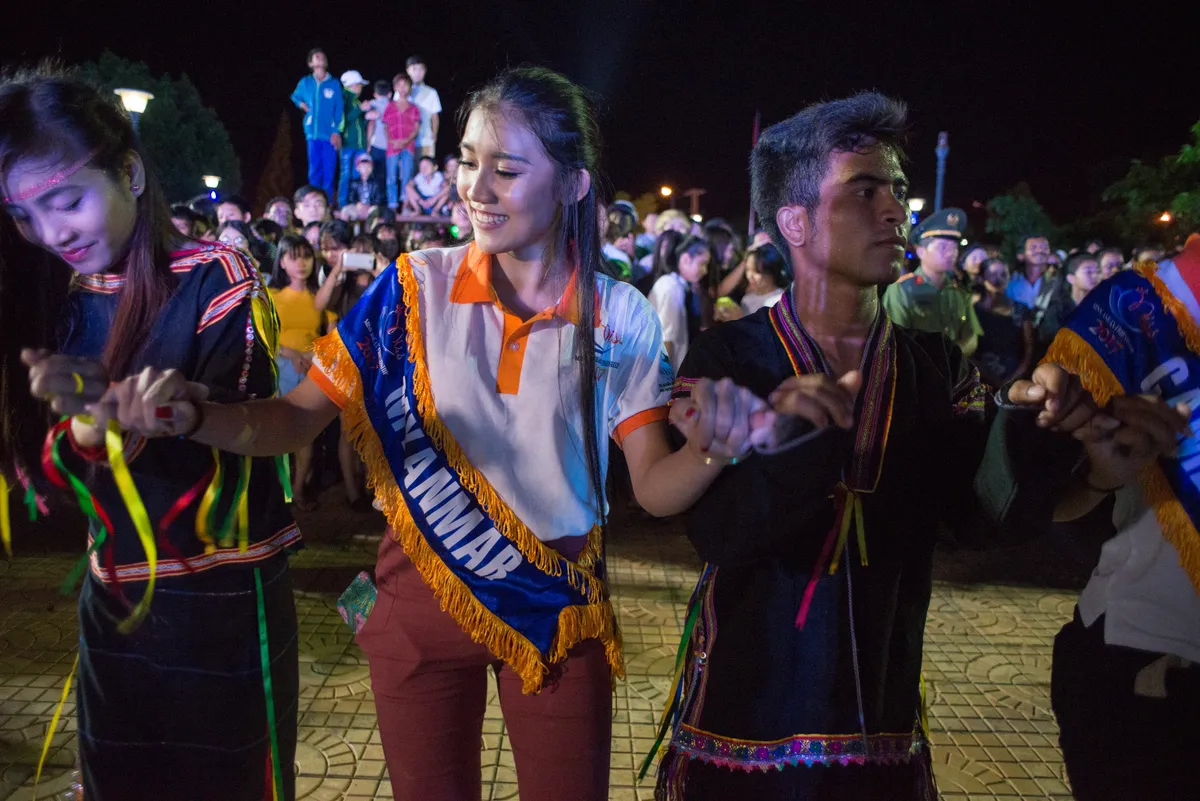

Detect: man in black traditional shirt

[652,92,1109,801]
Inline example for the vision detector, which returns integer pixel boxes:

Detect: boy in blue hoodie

[290,48,344,201]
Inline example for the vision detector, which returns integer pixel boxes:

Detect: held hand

[1007,363,1098,433]
[767,370,862,431]
[1084,397,1190,489]
[330,133,342,150]
[668,377,774,462]
[22,349,109,417]
[100,367,209,438]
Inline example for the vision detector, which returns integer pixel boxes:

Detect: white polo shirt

[408,84,442,148]
[312,243,671,543]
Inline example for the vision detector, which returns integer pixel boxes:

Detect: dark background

[1,0,1192,226]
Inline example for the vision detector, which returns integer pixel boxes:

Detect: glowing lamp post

[203,175,221,201]
[908,197,925,226]
[660,185,675,210]
[1159,211,1174,224]
[114,88,154,134]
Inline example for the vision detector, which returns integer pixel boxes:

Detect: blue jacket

[290,74,344,142]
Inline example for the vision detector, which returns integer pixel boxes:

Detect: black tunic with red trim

[59,243,300,578]
[57,243,300,801]
[656,297,1079,800]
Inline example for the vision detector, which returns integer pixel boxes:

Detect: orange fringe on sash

[311,257,623,693]
[1043,260,1200,595]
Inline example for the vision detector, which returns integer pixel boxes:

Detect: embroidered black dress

[58,243,301,801]
[656,293,1077,800]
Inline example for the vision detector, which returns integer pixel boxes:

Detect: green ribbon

[23,482,38,522]
[275,455,293,504]
[638,593,702,782]
[255,567,284,801]
[50,431,112,594]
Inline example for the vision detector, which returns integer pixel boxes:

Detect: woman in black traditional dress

[0,68,299,801]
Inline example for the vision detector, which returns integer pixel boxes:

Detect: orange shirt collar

[449,241,595,325]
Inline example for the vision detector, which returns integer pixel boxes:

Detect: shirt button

[508,342,520,352]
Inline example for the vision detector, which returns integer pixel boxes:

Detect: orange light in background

[1160,212,1173,223]
[660,186,673,198]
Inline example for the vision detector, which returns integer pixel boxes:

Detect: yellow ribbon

[33,653,79,799]
[0,473,11,558]
[105,419,157,632]
[194,448,223,554]
[827,488,868,575]
[237,455,251,553]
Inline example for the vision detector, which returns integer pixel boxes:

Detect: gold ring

[71,372,84,394]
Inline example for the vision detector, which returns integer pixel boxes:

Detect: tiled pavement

[0,513,1082,800]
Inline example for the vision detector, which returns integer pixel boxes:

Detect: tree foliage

[77,51,240,202]
[1102,120,1200,246]
[985,182,1058,262]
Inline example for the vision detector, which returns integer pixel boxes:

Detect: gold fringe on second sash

[1042,274,1200,596]
[309,259,622,693]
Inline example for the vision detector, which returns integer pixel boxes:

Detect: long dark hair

[458,66,608,524]
[0,66,177,479]
[269,233,318,292]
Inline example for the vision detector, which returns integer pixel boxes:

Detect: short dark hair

[293,185,328,205]
[319,219,352,248]
[751,91,909,256]
[307,48,325,62]
[1098,246,1123,261]
[1066,253,1098,276]
[218,194,250,215]
[419,155,437,167]
[265,196,292,211]
[675,235,709,262]
[749,243,789,287]
[1019,234,1050,253]
[405,55,426,68]
[251,218,283,244]
[393,72,412,88]
[374,79,391,96]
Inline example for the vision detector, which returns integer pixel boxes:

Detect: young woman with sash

[95,67,774,800]
[1047,235,1200,801]
[0,70,299,799]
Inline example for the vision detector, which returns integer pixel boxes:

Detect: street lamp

[908,197,925,227]
[202,175,221,201]
[690,214,703,223]
[1159,211,1174,224]
[113,88,154,134]
[660,185,675,210]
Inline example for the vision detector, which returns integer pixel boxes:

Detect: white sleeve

[648,277,686,350]
[430,88,442,114]
[605,288,672,446]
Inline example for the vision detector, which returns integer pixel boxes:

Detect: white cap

[340,70,368,88]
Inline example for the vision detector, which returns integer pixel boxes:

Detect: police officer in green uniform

[882,206,982,355]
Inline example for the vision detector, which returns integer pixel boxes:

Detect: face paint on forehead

[2,150,100,204]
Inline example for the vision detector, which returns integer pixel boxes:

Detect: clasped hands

[669,362,1189,472]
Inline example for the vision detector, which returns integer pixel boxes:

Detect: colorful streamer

[104,419,157,633]
[255,567,284,801]
[0,473,11,558]
[33,653,79,799]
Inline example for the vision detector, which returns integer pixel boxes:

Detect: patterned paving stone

[1,536,1085,800]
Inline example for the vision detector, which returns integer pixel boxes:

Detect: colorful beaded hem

[669,725,923,772]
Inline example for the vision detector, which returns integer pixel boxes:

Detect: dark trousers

[305,139,337,200]
[369,146,388,201]
[1051,609,1200,800]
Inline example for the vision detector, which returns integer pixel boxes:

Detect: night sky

[1,0,1192,231]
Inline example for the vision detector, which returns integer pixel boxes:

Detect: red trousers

[357,535,613,801]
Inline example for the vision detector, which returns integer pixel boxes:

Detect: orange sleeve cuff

[613,406,670,449]
[307,364,349,409]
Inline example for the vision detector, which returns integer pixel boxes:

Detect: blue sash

[1045,261,1200,593]
[312,255,621,693]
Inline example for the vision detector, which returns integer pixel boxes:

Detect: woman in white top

[83,67,781,801]
[648,234,709,372]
